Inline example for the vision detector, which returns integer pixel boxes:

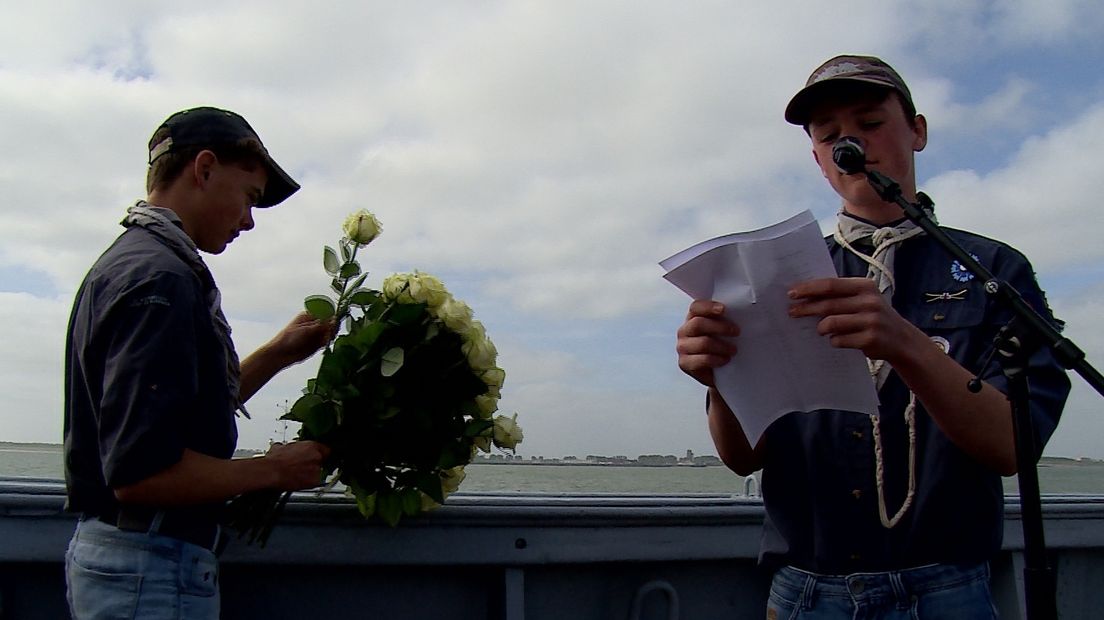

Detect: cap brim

[256,156,300,207]
[784,76,897,126]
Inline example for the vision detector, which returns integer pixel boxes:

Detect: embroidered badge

[950,254,980,283]
[930,336,950,355]
[924,288,968,303]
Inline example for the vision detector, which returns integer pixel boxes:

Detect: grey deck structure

[1,479,1102,619]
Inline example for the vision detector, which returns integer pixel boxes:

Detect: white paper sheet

[661,210,878,445]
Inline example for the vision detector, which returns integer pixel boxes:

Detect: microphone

[832,137,866,175]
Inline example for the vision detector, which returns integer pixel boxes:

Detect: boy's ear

[913,114,928,152]
[192,150,217,185]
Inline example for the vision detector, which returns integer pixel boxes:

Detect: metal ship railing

[1,478,1102,619]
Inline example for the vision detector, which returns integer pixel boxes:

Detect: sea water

[5,443,1104,495]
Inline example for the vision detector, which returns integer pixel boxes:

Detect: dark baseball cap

[785,55,914,126]
[148,106,300,207]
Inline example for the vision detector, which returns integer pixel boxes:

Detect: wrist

[253,453,284,491]
[258,339,298,370]
[885,323,943,374]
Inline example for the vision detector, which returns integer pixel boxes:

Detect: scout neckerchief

[122,201,249,418]
[832,197,938,529]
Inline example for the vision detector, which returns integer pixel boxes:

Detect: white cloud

[895,0,1104,59]
[0,293,70,442]
[1045,285,1104,459]
[925,103,1104,273]
[992,0,1104,43]
[1,0,1103,462]
[922,76,1036,138]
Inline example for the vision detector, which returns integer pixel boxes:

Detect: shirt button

[851,489,862,499]
[851,430,864,440]
[932,312,946,321]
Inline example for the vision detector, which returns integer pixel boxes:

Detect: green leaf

[438,440,474,470]
[323,246,340,276]
[355,491,376,518]
[376,492,403,527]
[438,446,460,470]
[349,321,386,351]
[331,384,361,401]
[284,394,323,422]
[378,405,402,420]
[347,273,369,294]
[387,303,427,326]
[464,419,494,437]
[340,240,352,263]
[331,278,344,295]
[400,488,422,516]
[286,394,336,438]
[381,347,404,377]
[316,345,356,391]
[349,288,379,307]
[417,473,445,505]
[339,261,361,279]
[304,295,336,320]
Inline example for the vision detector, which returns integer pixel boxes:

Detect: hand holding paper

[663,210,878,445]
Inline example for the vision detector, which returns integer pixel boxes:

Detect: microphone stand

[860,168,1104,620]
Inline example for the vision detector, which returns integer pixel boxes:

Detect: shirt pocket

[901,297,989,370]
[904,296,985,332]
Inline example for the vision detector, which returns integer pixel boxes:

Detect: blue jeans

[65,517,221,619]
[767,562,999,619]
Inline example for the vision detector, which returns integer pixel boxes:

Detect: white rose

[342,210,381,246]
[419,492,441,512]
[473,435,492,453]
[492,413,523,450]
[408,272,450,307]
[481,366,506,390]
[458,319,485,343]
[435,298,473,333]
[441,466,466,495]
[382,273,415,303]
[474,394,498,419]
[462,335,498,371]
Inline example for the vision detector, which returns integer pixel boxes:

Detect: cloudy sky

[2,1,1104,461]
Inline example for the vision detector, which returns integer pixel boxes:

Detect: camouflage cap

[148,106,300,207]
[784,55,914,126]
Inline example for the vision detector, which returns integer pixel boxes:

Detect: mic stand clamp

[859,167,1104,620]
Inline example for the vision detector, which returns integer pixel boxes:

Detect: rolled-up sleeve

[978,247,1071,459]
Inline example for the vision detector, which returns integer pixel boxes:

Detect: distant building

[585,455,631,465]
[637,454,678,466]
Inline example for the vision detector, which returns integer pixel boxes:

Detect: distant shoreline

[471,460,723,468]
[3,442,1102,466]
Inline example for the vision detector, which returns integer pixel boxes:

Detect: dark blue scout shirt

[757,227,1070,574]
[63,225,238,520]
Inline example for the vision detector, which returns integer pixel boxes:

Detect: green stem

[317,240,363,371]
[332,241,362,322]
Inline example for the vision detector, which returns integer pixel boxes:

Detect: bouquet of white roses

[227,210,522,545]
